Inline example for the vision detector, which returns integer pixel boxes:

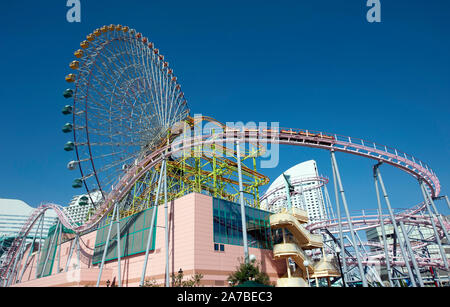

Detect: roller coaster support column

[374,165,421,286]
[96,203,118,287]
[41,221,60,279]
[65,233,76,272]
[323,186,334,220]
[282,173,293,209]
[76,235,81,270]
[331,150,367,287]
[14,240,28,284]
[373,163,394,287]
[331,152,347,286]
[419,180,449,270]
[399,220,425,286]
[35,211,45,279]
[139,159,166,287]
[236,139,249,263]
[417,228,441,287]
[57,223,62,273]
[18,215,44,283]
[6,234,26,286]
[420,182,449,243]
[164,156,170,287]
[116,198,122,287]
[445,196,450,210]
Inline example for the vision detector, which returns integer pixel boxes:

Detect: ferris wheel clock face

[62,24,190,204]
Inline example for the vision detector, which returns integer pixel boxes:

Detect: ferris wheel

[62,24,190,206]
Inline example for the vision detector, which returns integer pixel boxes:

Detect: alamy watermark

[66,0,81,23]
[366,0,381,23]
[171,114,280,169]
[66,1,380,24]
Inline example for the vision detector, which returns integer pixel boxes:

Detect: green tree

[171,269,204,287]
[142,279,161,287]
[227,258,272,287]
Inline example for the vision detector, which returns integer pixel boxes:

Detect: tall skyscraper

[261,160,328,223]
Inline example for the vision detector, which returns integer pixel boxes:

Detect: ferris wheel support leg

[373,163,394,287]
[419,181,449,271]
[139,159,166,287]
[374,166,419,286]
[330,150,368,287]
[330,152,347,286]
[116,203,122,287]
[164,156,170,287]
[18,215,44,283]
[96,204,118,287]
[236,140,249,263]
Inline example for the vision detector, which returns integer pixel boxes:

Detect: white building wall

[0,199,57,238]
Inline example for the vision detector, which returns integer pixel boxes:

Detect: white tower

[261,160,328,223]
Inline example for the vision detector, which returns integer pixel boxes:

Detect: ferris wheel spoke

[79,41,141,114]
[133,41,162,129]
[97,52,157,132]
[137,40,165,127]
[87,151,139,179]
[85,74,145,132]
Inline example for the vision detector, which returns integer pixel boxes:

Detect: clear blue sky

[0,0,448,216]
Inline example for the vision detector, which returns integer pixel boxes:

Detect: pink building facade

[12,193,285,287]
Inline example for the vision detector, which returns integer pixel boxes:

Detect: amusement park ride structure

[0,24,449,287]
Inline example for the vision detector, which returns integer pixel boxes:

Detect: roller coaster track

[0,128,443,281]
[308,202,450,270]
[307,201,440,233]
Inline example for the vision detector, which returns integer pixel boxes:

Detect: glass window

[212,197,272,250]
[92,206,158,264]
